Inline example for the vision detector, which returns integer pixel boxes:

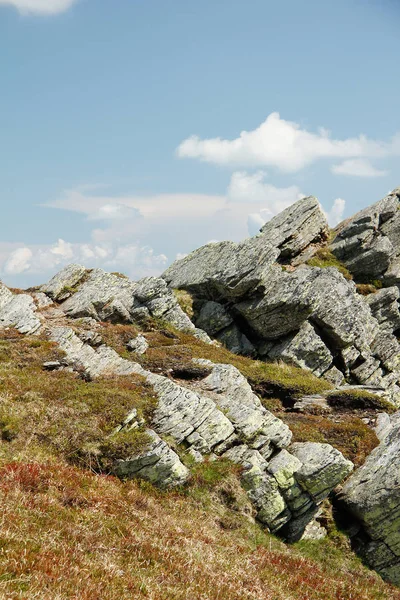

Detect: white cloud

[0,0,78,14]
[2,178,348,285]
[1,239,168,282]
[227,170,305,216]
[4,247,33,275]
[177,112,400,172]
[323,198,346,226]
[331,159,388,178]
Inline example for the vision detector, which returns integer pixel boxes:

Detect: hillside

[1,188,400,598]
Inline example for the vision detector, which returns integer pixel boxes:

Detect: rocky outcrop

[41,266,210,342]
[127,334,149,355]
[0,284,41,334]
[340,410,400,586]
[163,196,400,406]
[44,321,352,540]
[113,429,189,488]
[330,188,400,282]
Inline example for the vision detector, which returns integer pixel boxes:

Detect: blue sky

[0,0,399,286]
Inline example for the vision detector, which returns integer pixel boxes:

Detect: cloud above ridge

[0,0,78,15]
[177,112,399,173]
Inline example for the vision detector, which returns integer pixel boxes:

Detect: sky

[0,0,399,286]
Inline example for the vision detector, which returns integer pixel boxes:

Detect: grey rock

[267,449,302,489]
[41,264,87,301]
[49,326,146,379]
[216,323,255,356]
[259,196,329,259]
[126,334,149,355]
[0,284,42,334]
[42,361,63,371]
[235,267,378,351]
[78,330,103,347]
[289,442,353,503]
[198,363,292,448]
[61,268,136,322]
[365,287,400,333]
[293,395,332,414]
[149,374,235,451]
[267,321,333,376]
[164,238,280,302]
[300,512,327,541]
[322,366,345,386]
[32,292,54,309]
[195,301,233,336]
[163,197,328,301]
[113,429,189,488]
[331,188,400,280]
[340,411,400,586]
[133,277,196,332]
[57,267,199,335]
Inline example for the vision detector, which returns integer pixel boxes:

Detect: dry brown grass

[0,326,396,599]
[0,461,398,600]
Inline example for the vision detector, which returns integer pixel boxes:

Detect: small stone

[126,334,149,355]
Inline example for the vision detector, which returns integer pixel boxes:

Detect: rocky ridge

[1,188,400,585]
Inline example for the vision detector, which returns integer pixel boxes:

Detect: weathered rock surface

[41,263,88,301]
[340,410,400,586]
[331,188,400,281]
[0,284,41,334]
[259,195,329,259]
[163,196,328,301]
[49,326,146,379]
[42,266,206,339]
[113,429,189,488]
[127,334,149,355]
[48,323,351,538]
[162,194,400,406]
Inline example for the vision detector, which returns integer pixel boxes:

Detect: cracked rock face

[162,195,400,405]
[46,320,352,540]
[340,410,400,586]
[0,284,41,334]
[41,266,206,338]
[331,188,400,282]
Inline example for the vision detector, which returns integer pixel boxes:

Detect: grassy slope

[0,325,397,599]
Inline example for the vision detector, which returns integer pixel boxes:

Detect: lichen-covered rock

[42,266,207,338]
[0,284,41,334]
[289,442,354,503]
[365,287,400,333]
[163,197,328,301]
[340,410,400,586]
[113,429,189,488]
[163,238,280,302]
[216,323,255,356]
[267,321,333,376]
[41,264,87,301]
[127,334,149,355]
[259,195,329,259]
[195,301,233,335]
[331,188,400,280]
[49,326,146,379]
[149,373,235,452]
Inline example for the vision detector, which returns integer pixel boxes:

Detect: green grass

[307,248,353,280]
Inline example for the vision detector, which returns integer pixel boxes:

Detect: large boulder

[259,195,329,259]
[162,192,400,405]
[42,266,203,336]
[163,196,328,301]
[0,283,41,335]
[331,188,400,281]
[340,411,400,586]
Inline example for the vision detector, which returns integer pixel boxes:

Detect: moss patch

[307,248,353,280]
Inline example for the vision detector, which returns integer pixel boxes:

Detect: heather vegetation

[0,324,396,598]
